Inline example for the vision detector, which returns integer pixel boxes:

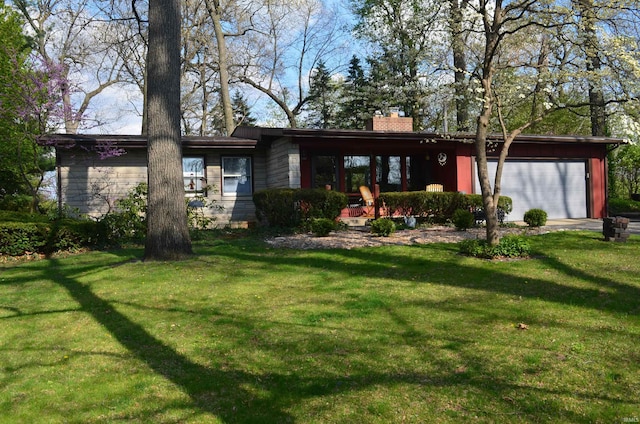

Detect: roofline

[39,129,627,148]
[271,128,625,145]
[38,134,259,149]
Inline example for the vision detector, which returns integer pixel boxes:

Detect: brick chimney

[365,111,414,132]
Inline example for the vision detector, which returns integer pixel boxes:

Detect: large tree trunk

[205,0,235,136]
[574,0,606,136]
[475,78,500,246]
[144,0,192,261]
[450,0,470,132]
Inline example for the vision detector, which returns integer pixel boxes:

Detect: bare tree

[144,0,192,260]
[13,0,128,133]
[237,0,349,128]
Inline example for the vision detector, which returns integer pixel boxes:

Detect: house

[44,114,624,226]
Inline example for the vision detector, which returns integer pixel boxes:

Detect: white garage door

[474,160,587,221]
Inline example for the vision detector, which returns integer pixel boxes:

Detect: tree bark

[205,0,235,136]
[450,0,470,132]
[144,0,192,261]
[574,0,606,136]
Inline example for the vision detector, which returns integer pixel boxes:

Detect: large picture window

[312,155,338,189]
[344,155,371,193]
[222,156,252,196]
[183,156,205,195]
[376,155,402,192]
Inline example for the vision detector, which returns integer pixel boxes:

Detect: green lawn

[1,231,639,423]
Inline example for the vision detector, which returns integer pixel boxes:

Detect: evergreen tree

[337,56,370,129]
[231,91,257,127]
[304,60,339,129]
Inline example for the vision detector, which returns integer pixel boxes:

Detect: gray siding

[60,150,147,218]
[58,148,268,226]
[266,138,300,188]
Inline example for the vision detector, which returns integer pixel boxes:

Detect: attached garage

[475,159,589,221]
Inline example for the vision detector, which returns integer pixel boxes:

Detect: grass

[1,230,639,423]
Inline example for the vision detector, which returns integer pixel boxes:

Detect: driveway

[535,218,640,235]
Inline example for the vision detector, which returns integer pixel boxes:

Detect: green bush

[0,216,104,256]
[370,218,396,237]
[99,182,148,241]
[464,194,513,215]
[254,188,347,229]
[296,189,348,221]
[452,209,475,230]
[253,188,298,228]
[609,197,640,214]
[0,222,49,256]
[458,235,530,259]
[309,218,336,237]
[377,191,512,223]
[523,208,548,227]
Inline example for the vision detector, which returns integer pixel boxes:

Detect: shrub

[309,218,336,237]
[253,188,298,228]
[370,218,396,237]
[452,209,475,230]
[458,235,530,259]
[523,208,548,227]
[0,216,104,256]
[254,188,347,229]
[99,182,148,241]
[609,197,640,214]
[0,222,49,256]
[377,191,512,223]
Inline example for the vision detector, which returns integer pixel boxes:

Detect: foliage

[458,235,531,259]
[309,218,336,237]
[100,183,148,241]
[296,189,348,221]
[370,217,396,237]
[254,188,348,229]
[378,191,512,223]
[0,8,59,212]
[98,182,224,242]
[609,144,640,198]
[304,60,340,129]
[0,215,103,256]
[253,188,298,227]
[609,197,640,215]
[452,209,475,230]
[337,56,370,129]
[523,209,548,227]
[186,186,224,231]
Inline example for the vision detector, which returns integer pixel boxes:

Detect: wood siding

[266,138,301,188]
[58,148,268,226]
[59,150,148,217]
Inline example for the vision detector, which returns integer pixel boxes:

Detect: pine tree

[337,56,370,129]
[231,91,257,127]
[304,60,339,129]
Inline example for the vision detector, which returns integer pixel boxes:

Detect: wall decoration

[437,152,447,166]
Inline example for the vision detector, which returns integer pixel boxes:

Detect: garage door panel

[475,160,587,221]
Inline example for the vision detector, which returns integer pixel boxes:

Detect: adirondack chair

[359,185,375,217]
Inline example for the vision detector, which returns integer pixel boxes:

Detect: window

[376,156,402,192]
[344,155,371,193]
[312,155,338,189]
[183,156,205,195]
[222,156,252,196]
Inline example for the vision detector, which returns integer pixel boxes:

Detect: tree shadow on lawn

[29,254,630,423]
[0,236,632,422]
[209,236,640,317]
